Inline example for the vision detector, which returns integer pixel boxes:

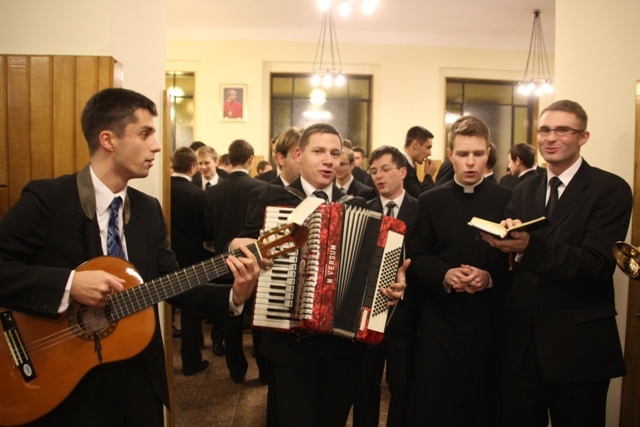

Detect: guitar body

[0,257,155,426]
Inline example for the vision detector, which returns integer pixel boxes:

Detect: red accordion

[252,203,406,345]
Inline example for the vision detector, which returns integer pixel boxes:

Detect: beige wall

[167,39,534,162]
[0,0,168,200]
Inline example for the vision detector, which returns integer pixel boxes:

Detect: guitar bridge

[1,310,37,382]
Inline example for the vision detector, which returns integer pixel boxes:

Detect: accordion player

[253,202,406,345]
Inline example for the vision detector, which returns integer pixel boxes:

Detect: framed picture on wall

[220,84,247,121]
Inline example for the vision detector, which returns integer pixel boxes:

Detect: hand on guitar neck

[226,243,261,306]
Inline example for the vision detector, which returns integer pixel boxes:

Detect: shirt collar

[453,176,484,193]
[90,166,127,215]
[300,176,333,202]
[380,190,406,210]
[547,157,582,188]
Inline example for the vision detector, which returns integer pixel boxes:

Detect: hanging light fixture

[317,0,378,16]
[517,10,553,97]
[311,9,346,88]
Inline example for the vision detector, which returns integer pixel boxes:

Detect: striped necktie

[107,196,126,259]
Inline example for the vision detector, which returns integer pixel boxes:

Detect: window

[270,73,372,156]
[445,79,538,180]
[166,72,195,150]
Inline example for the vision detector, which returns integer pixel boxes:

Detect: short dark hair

[299,123,342,151]
[448,116,490,150]
[404,126,434,148]
[228,139,254,166]
[509,143,536,168]
[81,88,157,155]
[257,160,271,172]
[353,146,366,156]
[369,145,407,169]
[171,146,197,173]
[540,99,588,129]
[189,141,206,152]
[219,154,230,166]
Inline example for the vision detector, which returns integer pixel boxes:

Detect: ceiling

[166,0,556,51]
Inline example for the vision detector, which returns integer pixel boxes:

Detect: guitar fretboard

[107,244,261,321]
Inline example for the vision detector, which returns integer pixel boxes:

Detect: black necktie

[205,182,212,189]
[546,177,562,217]
[385,201,397,218]
[312,190,329,203]
[107,197,126,259]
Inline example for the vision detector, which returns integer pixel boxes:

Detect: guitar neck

[107,243,261,321]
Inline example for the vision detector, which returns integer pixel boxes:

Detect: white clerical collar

[453,176,484,193]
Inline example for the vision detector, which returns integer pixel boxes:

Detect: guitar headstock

[257,223,309,260]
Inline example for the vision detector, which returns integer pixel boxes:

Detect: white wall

[0,0,168,199]
[556,1,640,425]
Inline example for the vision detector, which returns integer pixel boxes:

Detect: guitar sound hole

[67,304,118,341]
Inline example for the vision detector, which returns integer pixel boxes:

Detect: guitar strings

[17,246,261,358]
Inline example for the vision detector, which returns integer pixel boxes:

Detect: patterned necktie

[107,197,126,259]
[385,201,397,218]
[546,177,562,217]
[312,190,329,203]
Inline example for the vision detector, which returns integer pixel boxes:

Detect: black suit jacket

[352,166,375,188]
[205,171,267,259]
[367,194,418,335]
[256,169,277,182]
[342,178,377,201]
[403,162,423,199]
[434,158,454,186]
[504,160,632,382]
[240,178,367,364]
[170,176,211,267]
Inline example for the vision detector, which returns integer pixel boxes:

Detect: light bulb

[335,73,346,87]
[362,0,377,14]
[311,73,321,87]
[323,73,333,88]
[338,1,351,16]
[317,0,331,12]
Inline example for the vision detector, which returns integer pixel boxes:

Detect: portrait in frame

[220,84,247,121]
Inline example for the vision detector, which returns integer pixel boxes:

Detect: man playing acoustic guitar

[0,88,261,426]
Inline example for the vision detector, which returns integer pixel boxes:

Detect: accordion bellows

[253,203,406,345]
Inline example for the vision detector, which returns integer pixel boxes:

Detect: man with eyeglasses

[481,99,632,426]
[353,145,418,426]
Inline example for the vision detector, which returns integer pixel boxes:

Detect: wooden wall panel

[30,56,53,180]
[52,56,77,176]
[0,54,117,217]
[0,56,8,216]
[74,56,98,171]
[6,56,31,207]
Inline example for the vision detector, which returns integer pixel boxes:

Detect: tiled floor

[170,320,390,427]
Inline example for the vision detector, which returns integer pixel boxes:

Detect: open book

[467,216,547,239]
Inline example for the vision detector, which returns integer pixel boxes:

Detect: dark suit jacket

[0,166,229,419]
[240,178,367,364]
[170,176,211,267]
[434,158,454,186]
[352,166,375,188]
[403,163,423,199]
[256,169,277,182]
[504,160,632,382]
[205,171,267,260]
[367,194,418,335]
[498,173,520,189]
[342,178,377,201]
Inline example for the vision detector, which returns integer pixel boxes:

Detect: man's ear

[294,147,303,165]
[98,130,116,152]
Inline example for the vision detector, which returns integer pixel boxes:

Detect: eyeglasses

[536,126,584,137]
[369,165,401,175]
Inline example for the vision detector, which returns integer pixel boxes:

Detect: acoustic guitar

[0,222,307,426]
